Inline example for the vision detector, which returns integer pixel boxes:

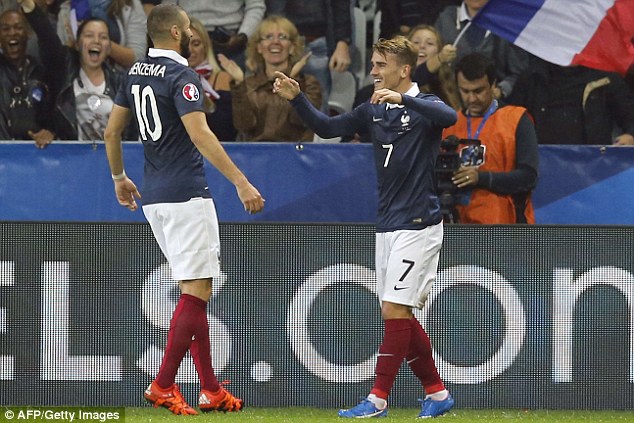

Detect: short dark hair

[147,3,185,43]
[455,53,497,85]
[76,18,109,41]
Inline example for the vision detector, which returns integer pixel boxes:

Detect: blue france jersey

[290,84,458,232]
[115,48,210,205]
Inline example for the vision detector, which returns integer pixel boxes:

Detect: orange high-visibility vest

[442,106,535,224]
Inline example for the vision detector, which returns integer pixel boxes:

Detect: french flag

[471,0,634,75]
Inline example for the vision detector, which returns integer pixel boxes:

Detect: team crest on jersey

[182,83,200,102]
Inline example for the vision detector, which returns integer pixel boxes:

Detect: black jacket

[508,58,634,145]
[0,54,52,140]
[23,5,135,140]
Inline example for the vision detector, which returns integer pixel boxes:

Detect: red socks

[156,294,219,391]
[370,318,412,399]
[406,317,445,394]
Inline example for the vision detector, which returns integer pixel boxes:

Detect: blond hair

[246,15,304,73]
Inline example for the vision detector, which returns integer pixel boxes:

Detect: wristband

[111,171,126,181]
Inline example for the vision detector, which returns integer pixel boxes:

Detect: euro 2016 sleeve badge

[182,83,200,102]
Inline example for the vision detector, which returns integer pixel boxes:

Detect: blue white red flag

[471,0,634,75]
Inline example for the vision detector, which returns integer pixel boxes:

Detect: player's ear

[170,24,180,40]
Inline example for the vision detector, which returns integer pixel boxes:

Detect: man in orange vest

[443,53,538,223]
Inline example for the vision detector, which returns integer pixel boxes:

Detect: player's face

[370,51,408,92]
[77,20,111,69]
[0,11,28,65]
[457,72,495,116]
[257,23,293,68]
[409,28,439,66]
[178,13,193,59]
[187,28,205,68]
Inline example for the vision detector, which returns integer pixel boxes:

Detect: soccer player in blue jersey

[104,3,264,416]
[274,36,457,419]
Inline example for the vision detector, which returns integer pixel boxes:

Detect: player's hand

[371,88,402,105]
[114,177,141,211]
[218,54,244,83]
[236,181,265,214]
[452,166,479,188]
[273,71,301,100]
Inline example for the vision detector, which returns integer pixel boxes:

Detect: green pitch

[124,407,634,422]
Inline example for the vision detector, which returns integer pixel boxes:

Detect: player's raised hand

[114,178,141,212]
[235,181,265,214]
[272,71,300,100]
[371,88,403,105]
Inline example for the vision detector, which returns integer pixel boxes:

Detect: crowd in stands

[2,0,634,222]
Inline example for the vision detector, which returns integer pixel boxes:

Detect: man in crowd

[443,53,538,224]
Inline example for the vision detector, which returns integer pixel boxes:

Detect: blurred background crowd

[0,0,632,147]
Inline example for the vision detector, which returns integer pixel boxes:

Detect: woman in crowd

[56,0,147,69]
[408,24,461,110]
[219,15,322,142]
[187,17,237,141]
[18,0,134,141]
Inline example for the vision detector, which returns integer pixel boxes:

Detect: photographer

[442,53,538,224]
[0,9,54,148]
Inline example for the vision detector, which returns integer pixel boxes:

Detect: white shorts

[143,197,220,281]
[375,222,443,309]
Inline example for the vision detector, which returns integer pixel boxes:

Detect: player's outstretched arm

[104,105,141,211]
[181,111,265,214]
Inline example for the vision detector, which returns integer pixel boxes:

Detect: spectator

[266,0,352,111]
[408,24,460,110]
[274,36,457,419]
[443,53,538,224]
[220,15,322,142]
[508,56,634,146]
[435,0,528,99]
[19,0,134,141]
[56,0,147,69]
[188,17,237,141]
[163,0,265,66]
[0,9,54,147]
[378,0,460,39]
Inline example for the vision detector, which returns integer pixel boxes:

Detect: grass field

[123,407,634,422]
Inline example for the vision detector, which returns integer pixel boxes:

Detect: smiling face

[409,28,439,66]
[369,51,409,92]
[0,11,28,66]
[77,20,111,69]
[256,22,293,68]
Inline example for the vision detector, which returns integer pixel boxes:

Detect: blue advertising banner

[1,142,634,224]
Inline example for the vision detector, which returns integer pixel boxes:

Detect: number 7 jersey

[115,48,210,206]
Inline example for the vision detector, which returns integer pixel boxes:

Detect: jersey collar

[148,48,189,67]
[386,83,419,109]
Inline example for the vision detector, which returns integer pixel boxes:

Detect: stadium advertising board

[0,223,632,409]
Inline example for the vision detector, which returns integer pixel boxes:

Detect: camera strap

[466,99,498,139]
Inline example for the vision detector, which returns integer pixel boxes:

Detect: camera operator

[442,53,538,224]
